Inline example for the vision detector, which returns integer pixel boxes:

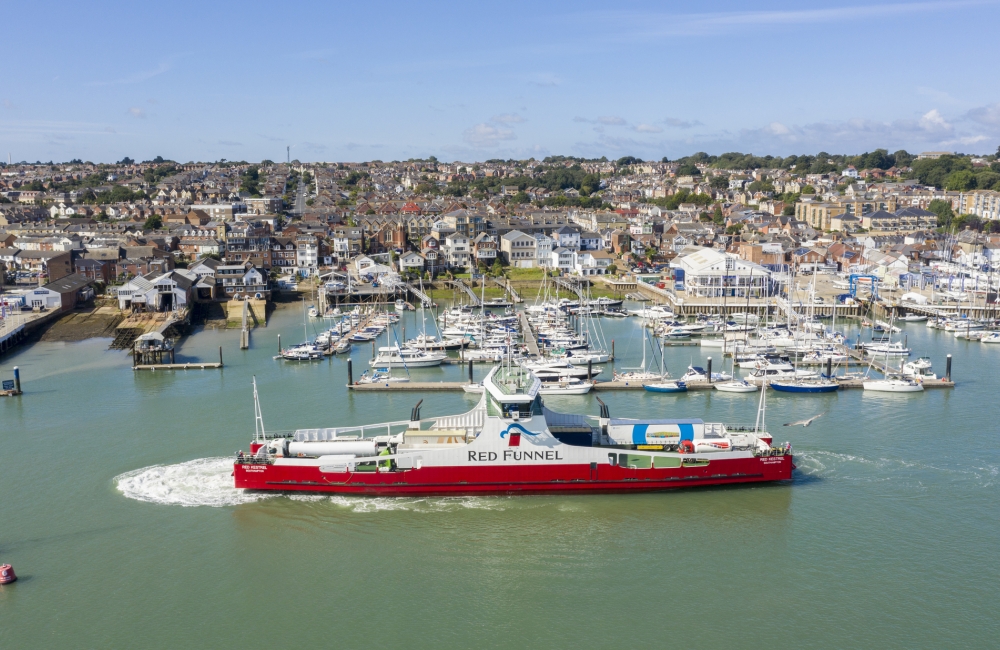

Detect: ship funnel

[410,399,424,427]
[594,395,610,420]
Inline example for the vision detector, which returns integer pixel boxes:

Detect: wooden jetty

[134,347,224,371]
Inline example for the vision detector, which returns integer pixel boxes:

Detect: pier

[492,277,522,303]
[448,280,481,307]
[518,312,541,356]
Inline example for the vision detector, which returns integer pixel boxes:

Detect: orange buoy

[0,564,16,584]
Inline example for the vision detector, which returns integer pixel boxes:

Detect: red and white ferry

[234,366,794,495]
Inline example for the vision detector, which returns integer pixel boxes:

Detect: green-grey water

[2,305,998,648]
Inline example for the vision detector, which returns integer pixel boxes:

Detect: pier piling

[278,334,281,354]
[707,357,713,384]
[219,346,223,366]
[347,358,354,385]
[588,359,593,381]
[826,357,833,379]
[14,366,21,393]
[468,360,473,383]
[946,354,952,382]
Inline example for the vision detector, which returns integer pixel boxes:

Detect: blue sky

[2,0,999,163]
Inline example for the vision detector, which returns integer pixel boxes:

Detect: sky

[2,0,999,164]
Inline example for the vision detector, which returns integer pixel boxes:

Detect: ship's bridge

[483,366,542,419]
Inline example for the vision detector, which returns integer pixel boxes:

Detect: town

[1,148,999,355]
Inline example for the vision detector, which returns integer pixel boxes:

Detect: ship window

[681,458,710,467]
[618,454,652,469]
[607,453,617,465]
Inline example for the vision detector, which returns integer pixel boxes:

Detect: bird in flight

[784,412,825,427]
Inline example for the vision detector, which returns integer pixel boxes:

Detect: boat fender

[678,440,695,454]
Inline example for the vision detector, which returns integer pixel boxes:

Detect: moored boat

[769,379,839,393]
[643,381,688,393]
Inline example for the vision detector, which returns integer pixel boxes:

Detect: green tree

[676,163,700,176]
[512,191,529,204]
[726,224,743,235]
[709,175,729,190]
[490,258,503,276]
[945,170,977,191]
[606,263,617,276]
[801,185,816,194]
[144,215,163,230]
[928,199,955,227]
[712,204,725,224]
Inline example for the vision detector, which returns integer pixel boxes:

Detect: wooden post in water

[468,360,473,383]
[371,340,376,358]
[707,357,713,384]
[170,349,176,364]
[946,354,952,382]
[826,357,832,379]
[587,359,593,381]
[278,334,281,354]
[219,346,223,366]
[13,366,21,394]
[347,358,353,385]
[611,339,615,361]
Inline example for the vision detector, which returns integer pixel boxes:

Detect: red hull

[234,455,794,496]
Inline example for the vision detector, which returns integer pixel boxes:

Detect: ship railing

[252,420,413,441]
[235,452,274,464]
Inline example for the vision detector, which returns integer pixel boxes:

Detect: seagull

[784,412,825,427]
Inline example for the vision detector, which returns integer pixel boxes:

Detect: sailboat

[862,311,924,393]
[279,298,324,360]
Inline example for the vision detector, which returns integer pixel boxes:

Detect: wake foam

[115,457,271,507]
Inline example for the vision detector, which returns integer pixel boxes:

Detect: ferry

[234,366,794,495]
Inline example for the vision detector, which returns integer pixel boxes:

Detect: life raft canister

[0,564,16,584]
[678,440,696,454]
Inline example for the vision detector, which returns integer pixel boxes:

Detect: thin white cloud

[662,117,701,129]
[586,1,998,39]
[598,116,626,125]
[634,124,663,133]
[491,113,526,124]
[90,62,171,86]
[463,123,516,148]
[128,107,146,119]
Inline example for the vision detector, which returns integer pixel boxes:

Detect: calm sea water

[2,305,998,649]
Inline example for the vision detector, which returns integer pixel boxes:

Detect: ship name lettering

[468,451,498,462]
[502,450,564,461]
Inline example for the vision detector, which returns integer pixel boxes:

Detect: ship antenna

[253,376,267,441]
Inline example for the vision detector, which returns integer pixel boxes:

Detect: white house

[117,270,197,311]
[573,250,613,276]
[217,264,268,298]
[551,247,574,273]
[553,225,581,251]
[534,233,553,268]
[675,248,773,298]
[398,251,425,273]
[442,234,471,269]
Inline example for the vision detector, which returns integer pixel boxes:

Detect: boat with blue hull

[643,381,688,393]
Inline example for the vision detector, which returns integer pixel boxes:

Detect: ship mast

[253,376,267,441]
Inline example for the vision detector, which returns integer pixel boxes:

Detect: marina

[0,291,991,649]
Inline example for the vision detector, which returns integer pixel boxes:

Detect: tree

[117,157,134,165]
[713,205,725,224]
[801,185,816,194]
[945,170,977,191]
[512,191,529,204]
[726,224,743,235]
[491,258,503,276]
[606,263,617,276]
[144,215,163,230]
[676,163,700,176]
[928,199,955,227]
[709,175,729,190]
